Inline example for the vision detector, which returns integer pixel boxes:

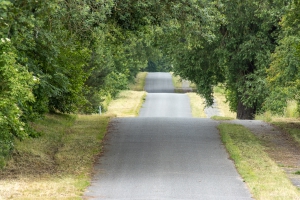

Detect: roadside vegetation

[171,73,183,90]
[0,114,110,199]
[171,72,197,93]
[129,72,148,91]
[106,90,146,117]
[186,93,206,118]
[209,83,300,198]
[3,0,300,170]
[219,123,300,199]
[171,73,207,118]
[273,121,300,145]
[0,73,147,199]
[213,86,236,119]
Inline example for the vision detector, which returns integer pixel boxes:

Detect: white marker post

[99,106,102,115]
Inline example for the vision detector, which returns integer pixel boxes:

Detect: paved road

[144,72,175,93]
[84,72,252,199]
[139,93,192,117]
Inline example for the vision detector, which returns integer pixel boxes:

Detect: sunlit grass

[213,91,236,118]
[106,90,146,117]
[186,93,206,118]
[171,73,183,88]
[219,123,300,199]
[256,101,299,122]
[213,86,236,119]
[129,72,148,91]
[211,116,234,120]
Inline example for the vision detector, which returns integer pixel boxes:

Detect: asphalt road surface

[144,72,175,93]
[84,72,252,199]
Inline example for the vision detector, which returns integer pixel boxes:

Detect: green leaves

[265,0,300,114]
[0,38,35,167]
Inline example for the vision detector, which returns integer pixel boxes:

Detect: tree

[169,0,288,119]
[0,37,35,167]
[266,0,300,114]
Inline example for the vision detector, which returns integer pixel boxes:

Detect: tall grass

[256,101,299,122]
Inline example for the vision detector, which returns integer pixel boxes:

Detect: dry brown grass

[186,93,206,118]
[106,90,146,117]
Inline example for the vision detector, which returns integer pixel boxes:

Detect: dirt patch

[228,120,300,188]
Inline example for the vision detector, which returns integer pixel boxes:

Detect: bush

[0,39,35,167]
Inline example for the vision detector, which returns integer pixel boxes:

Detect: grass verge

[271,121,300,145]
[171,72,197,93]
[0,114,111,200]
[213,86,236,119]
[170,72,182,89]
[186,93,206,118]
[106,90,146,117]
[0,73,148,199]
[129,72,148,91]
[218,123,300,199]
[211,116,234,120]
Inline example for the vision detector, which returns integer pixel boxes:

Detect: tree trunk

[236,100,256,120]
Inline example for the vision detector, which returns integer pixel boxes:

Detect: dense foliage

[169,0,290,119]
[1,0,300,166]
[266,0,300,114]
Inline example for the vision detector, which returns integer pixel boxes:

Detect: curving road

[84,72,252,200]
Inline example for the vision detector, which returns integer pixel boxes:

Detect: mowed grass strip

[219,123,300,199]
[0,114,110,200]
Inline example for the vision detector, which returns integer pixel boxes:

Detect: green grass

[0,75,148,199]
[272,121,300,145]
[218,123,300,199]
[211,116,234,120]
[255,101,299,122]
[295,171,300,175]
[0,114,111,199]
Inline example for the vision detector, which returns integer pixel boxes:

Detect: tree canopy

[1,0,299,166]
